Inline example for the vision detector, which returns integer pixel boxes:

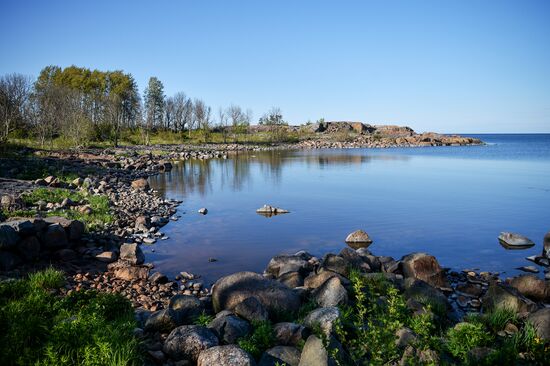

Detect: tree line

[0,65,288,147]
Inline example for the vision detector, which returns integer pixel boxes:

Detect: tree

[259,107,288,142]
[143,77,165,144]
[193,99,211,143]
[0,73,32,142]
[218,107,229,143]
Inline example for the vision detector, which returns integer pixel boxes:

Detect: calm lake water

[149,134,550,285]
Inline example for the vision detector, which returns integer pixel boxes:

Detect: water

[148,134,550,285]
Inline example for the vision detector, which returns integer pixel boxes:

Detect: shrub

[446,322,492,361]
[238,320,275,360]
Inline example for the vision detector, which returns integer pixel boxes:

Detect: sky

[1,0,549,133]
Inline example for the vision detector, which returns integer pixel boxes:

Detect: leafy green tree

[143,77,165,144]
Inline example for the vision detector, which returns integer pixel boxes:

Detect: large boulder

[274,322,308,346]
[5,220,36,237]
[197,345,256,366]
[527,308,550,341]
[40,223,68,249]
[319,254,349,277]
[163,325,219,361]
[119,243,144,265]
[17,236,41,261]
[482,282,537,314]
[131,178,150,190]
[498,232,535,249]
[208,314,251,344]
[303,307,340,337]
[235,296,269,323]
[312,277,348,307]
[509,275,550,302]
[339,247,371,272]
[113,266,149,281]
[266,254,311,277]
[43,217,85,241]
[144,308,180,333]
[304,271,349,289]
[298,335,340,366]
[259,346,301,366]
[403,278,449,315]
[400,252,449,288]
[344,230,373,249]
[212,271,301,315]
[169,295,204,324]
[0,224,19,250]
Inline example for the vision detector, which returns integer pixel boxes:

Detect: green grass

[238,320,276,360]
[7,188,114,231]
[193,311,215,326]
[0,268,141,366]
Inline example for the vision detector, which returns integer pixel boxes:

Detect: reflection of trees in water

[151,150,411,197]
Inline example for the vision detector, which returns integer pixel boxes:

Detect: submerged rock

[198,208,208,215]
[498,232,535,249]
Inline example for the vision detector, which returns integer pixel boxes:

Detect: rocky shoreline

[3,132,550,364]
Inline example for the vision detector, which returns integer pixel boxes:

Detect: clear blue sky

[1,0,549,132]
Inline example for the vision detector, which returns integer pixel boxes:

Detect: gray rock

[319,254,349,277]
[259,346,300,366]
[198,207,208,215]
[208,314,251,344]
[344,229,373,248]
[149,271,168,284]
[17,235,41,261]
[0,224,19,249]
[43,216,84,241]
[303,307,340,337]
[274,322,308,346]
[5,220,36,237]
[403,278,449,315]
[266,254,311,277]
[197,345,256,366]
[212,271,301,315]
[339,247,371,272]
[304,271,349,289]
[313,277,348,307]
[278,271,304,288]
[482,282,537,314]
[0,250,22,270]
[163,325,219,361]
[498,232,535,249]
[169,295,204,324]
[235,296,269,323]
[144,308,180,333]
[113,266,149,280]
[119,243,144,265]
[517,265,539,274]
[298,335,340,366]
[40,223,68,249]
[400,252,449,288]
[95,251,118,263]
[395,327,417,348]
[543,232,550,259]
[509,274,549,302]
[527,308,550,341]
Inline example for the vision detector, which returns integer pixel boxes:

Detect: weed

[238,320,276,360]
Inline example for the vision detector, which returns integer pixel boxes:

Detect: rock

[135,215,150,230]
[319,254,349,277]
[212,271,301,315]
[43,217,85,241]
[78,205,93,215]
[273,322,308,346]
[395,327,417,348]
[149,271,168,284]
[144,308,181,333]
[169,295,204,324]
[509,274,549,301]
[543,232,550,259]
[344,230,373,248]
[142,237,156,245]
[114,266,149,281]
[517,265,540,273]
[401,252,449,288]
[72,177,84,186]
[119,243,145,265]
[0,224,19,249]
[498,232,535,249]
[40,223,68,249]
[54,248,76,261]
[482,282,537,314]
[278,271,304,288]
[266,254,311,277]
[403,278,449,315]
[298,335,339,366]
[163,325,219,361]
[95,251,118,263]
[208,314,251,344]
[313,277,348,307]
[0,194,15,210]
[527,308,550,341]
[303,307,340,337]
[197,345,256,366]
[198,208,208,215]
[5,220,36,237]
[304,271,349,289]
[455,283,483,297]
[339,247,371,272]
[131,178,149,190]
[17,236,41,261]
[0,250,22,270]
[256,204,290,215]
[235,296,269,323]
[259,346,300,366]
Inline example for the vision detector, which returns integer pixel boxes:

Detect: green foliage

[193,311,214,326]
[0,270,141,366]
[17,187,113,230]
[238,320,276,360]
[446,322,492,361]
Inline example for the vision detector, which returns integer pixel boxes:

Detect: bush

[238,320,275,360]
[0,270,141,366]
[446,322,492,361]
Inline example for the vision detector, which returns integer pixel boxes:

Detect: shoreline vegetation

[1,66,548,365]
